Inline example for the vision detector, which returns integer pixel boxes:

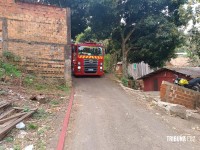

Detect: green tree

[75,27,95,43]
[89,0,186,77]
[179,0,200,66]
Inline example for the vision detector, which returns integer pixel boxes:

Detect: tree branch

[124,27,135,43]
[121,28,125,41]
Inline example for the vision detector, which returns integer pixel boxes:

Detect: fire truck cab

[71,42,104,76]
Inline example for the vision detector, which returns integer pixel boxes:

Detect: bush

[0,62,21,77]
[121,77,128,87]
[104,54,111,73]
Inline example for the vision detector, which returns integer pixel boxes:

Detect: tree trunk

[122,41,128,78]
[121,27,135,78]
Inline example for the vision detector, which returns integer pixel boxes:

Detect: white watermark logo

[167,136,196,142]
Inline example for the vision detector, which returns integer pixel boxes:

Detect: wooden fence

[128,62,154,79]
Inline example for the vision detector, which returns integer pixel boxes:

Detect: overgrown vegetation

[178,0,200,66]
[104,54,111,73]
[0,51,21,79]
[121,77,128,87]
[0,51,70,94]
[121,76,138,89]
[0,62,21,78]
[49,99,60,106]
[3,51,21,62]
[33,108,49,120]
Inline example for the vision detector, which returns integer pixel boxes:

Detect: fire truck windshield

[78,46,103,56]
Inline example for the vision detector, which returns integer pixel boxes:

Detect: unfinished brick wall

[160,81,200,109]
[0,0,71,82]
[0,19,2,53]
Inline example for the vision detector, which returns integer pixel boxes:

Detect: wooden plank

[0,112,27,124]
[13,107,37,112]
[0,118,17,129]
[0,102,11,109]
[0,101,7,106]
[0,111,35,140]
[0,109,15,120]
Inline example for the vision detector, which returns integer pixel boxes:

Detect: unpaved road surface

[65,75,200,150]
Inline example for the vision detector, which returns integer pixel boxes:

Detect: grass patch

[33,109,49,119]
[4,137,14,142]
[0,68,5,78]
[36,140,46,150]
[57,84,69,93]
[49,100,60,106]
[13,145,21,150]
[37,126,51,135]
[0,146,5,150]
[27,123,38,130]
[35,83,48,90]
[22,107,31,112]
[23,74,35,86]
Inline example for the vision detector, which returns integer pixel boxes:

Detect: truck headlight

[100,66,103,70]
[78,62,81,65]
[100,62,103,66]
[78,66,81,69]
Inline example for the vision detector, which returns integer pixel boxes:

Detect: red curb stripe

[56,88,74,150]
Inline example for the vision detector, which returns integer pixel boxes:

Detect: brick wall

[0,0,71,82]
[160,81,200,109]
[0,19,2,53]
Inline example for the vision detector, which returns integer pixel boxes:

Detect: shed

[138,67,200,91]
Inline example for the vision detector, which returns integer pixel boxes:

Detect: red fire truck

[71,42,104,76]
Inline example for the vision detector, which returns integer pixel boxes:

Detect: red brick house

[138,67,200,91]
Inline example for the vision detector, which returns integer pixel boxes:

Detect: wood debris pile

[0,101,37,140]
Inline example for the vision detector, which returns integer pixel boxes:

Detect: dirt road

[65,75,200,150]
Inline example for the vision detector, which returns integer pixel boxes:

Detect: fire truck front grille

[84,59,98,73]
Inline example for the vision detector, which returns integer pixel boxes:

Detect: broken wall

[0,0,71,82]
[160,81,200,109]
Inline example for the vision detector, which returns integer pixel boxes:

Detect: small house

[138,67,200,91]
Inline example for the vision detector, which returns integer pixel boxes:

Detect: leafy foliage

[178,0,200,66]
[121,77,128,87]
[88,0,186,76]
[104,54,111,73]
[75,27,95,43]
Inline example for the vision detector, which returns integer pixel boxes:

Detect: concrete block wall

[0,0,71,81]
[160,81,200,109]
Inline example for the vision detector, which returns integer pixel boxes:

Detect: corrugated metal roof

[138,67,200,79]
[169,67,200,78]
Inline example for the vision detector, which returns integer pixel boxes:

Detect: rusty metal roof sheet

[138,67,200,79]
[169,67,200,78]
